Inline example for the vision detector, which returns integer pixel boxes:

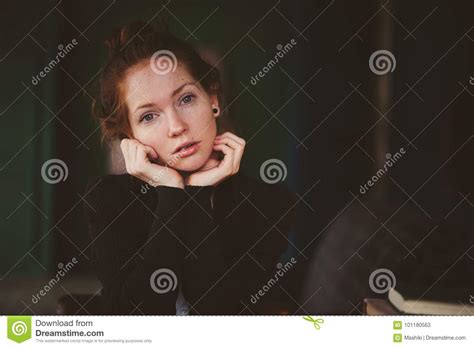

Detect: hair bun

[104,21,162,58]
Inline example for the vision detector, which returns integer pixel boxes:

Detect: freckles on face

[122,62,218,171]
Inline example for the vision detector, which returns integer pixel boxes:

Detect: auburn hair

[92,20,228,143]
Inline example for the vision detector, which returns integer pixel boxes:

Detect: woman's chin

[171,157,207,173]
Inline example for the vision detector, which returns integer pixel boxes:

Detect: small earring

[212,106,220,116]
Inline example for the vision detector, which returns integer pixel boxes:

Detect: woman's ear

[210,95,220,118]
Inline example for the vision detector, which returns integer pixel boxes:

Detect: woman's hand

[120,139,184,189]
[185,132,246,187]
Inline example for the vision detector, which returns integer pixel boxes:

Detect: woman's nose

[167,112,187,137]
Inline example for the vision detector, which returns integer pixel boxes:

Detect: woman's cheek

[180,107,199,120]
[183,101,211,120]
[140,128,164,159]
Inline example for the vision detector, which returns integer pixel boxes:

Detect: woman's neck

[199,151,221,171]
[179,151,221,182]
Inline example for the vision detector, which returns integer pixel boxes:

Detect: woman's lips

[174,141,201,158]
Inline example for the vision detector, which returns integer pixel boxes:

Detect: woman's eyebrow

[134,82,197,114]
[171,82,196,97]
[134,103,157,114]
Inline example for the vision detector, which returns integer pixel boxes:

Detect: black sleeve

[84,176,191,314]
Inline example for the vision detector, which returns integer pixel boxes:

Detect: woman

[85,21,297,315]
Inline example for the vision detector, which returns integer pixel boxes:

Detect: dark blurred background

[0,0,472,315]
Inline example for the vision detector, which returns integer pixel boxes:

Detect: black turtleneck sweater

[84,172,297,315]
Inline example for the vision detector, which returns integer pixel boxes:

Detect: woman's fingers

[120,139,131,173]
[218,132,246,146]
[138,145,160,181]
[139,144,159,162]
[128,141,138,173]
[215,136,240,149]
[186,132,246,186]
[121,139,157,177]
[119,138,184,188]
[214,137,240,169]
[215,134,245,170]
[213,143,235,174]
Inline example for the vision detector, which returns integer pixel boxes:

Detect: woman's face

[123,61,219,172]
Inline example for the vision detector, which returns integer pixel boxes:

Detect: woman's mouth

[173,141,201,158]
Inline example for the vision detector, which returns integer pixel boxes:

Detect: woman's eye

[180,94,195,105]
[141,113,155,123]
